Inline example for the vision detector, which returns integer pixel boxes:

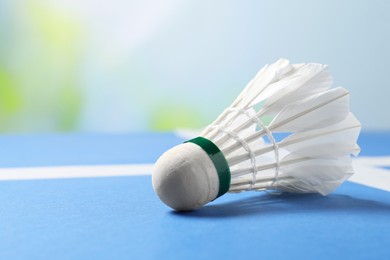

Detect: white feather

[269,87,350,132]
[260,63,332,116]
[279,113,361,158]
[199,58,361,197]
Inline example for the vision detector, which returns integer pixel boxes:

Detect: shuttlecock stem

[213,108,269,147]
[230,156,310,177]
[220,90,349,157]
[211,63,331,147]
[226,122,360,167]
[229,156,318,192]
[201,89,249,139]
[227,141,273,166]
[229,176,295,192]
[202,63,282,140]
[222,128,267,155]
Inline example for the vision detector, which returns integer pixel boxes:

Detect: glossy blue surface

[0,132,389,259]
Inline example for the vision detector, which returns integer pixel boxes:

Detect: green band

[185,137,231,198]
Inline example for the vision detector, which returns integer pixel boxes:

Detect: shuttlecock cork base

[152,58,361,211]
[152,137,231,211]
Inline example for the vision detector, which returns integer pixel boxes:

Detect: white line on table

[0,164,154,181]
[0,157,389,193]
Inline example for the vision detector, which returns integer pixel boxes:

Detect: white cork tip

[152,142,219,211]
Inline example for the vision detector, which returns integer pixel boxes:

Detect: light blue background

[0,0,389,132]
[147,0,389,130]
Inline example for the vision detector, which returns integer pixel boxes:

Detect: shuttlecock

[152,58,361,211]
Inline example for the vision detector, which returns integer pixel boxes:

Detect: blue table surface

[0,132,389,259]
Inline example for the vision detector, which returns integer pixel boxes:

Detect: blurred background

[0,0,389,133]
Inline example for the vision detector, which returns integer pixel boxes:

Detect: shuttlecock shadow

[172,192,390,218]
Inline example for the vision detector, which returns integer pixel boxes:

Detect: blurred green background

[0,0,389,133]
